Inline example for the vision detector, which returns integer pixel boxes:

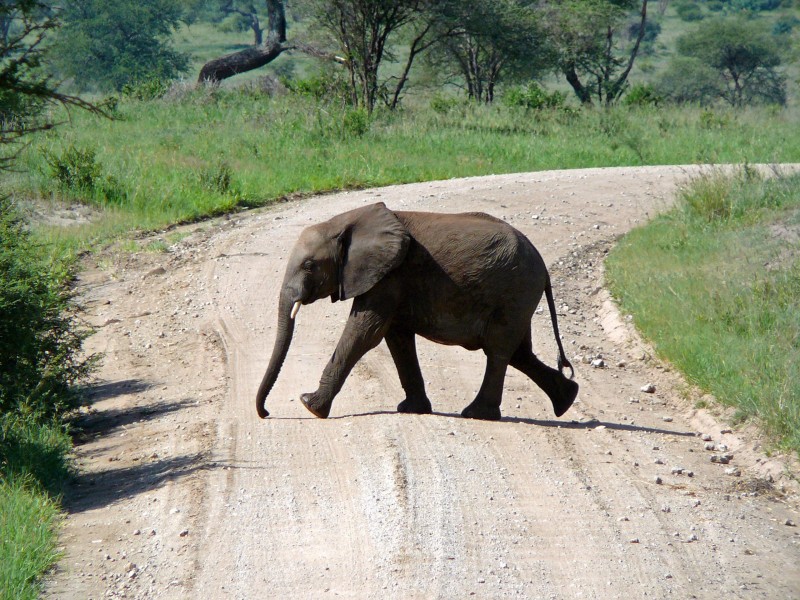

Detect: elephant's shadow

[286,410,695,438]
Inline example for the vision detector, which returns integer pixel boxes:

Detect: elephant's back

[396,211,546,301]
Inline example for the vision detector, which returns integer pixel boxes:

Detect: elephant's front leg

[385,327,432,415]
[301,297,395,418]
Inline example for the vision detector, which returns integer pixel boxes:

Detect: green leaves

[671,16,786,106]
[52,0,189,92]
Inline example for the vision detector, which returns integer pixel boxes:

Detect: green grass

[0,479,62,600]
[0,417,71,599]
[9,89,800,249]
[607,169,800,454]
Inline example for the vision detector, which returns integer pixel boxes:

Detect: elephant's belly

[403,305,489,351]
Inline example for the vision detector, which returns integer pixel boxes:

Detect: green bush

[121,77,173,101]
[42,145,101,191]
[0,196,94,424]
[623,83,663,107]
[430,94,462,114]
[281,70,352,105]
[342,108,370,138]
[657,57,721,105]
[676,2,705,20]
[41,145,124,204]
[503,82,566,110]
[773,15,799,34]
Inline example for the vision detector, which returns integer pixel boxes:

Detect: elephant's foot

[461,401,501,421]
[397,397,432,415]
[551,377,579,418]
[300,392,332,419]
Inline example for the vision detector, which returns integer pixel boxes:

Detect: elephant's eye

[302,260,314,272]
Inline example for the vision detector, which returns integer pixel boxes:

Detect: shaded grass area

[10,88,799,248]
[606,169,800,454]
[1,197,91,598]
[0,419,71,600]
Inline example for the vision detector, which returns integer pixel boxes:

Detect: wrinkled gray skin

[256,202,578,421]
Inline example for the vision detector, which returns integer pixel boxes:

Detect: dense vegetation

[1,0,798,596]
[607,169,800,453]
[0,195,91,598]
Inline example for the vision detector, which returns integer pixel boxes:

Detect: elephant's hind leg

[461,354,508,421]
[510,334,578,417]
[385,327,432,415]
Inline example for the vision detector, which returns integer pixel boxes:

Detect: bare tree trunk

[198,0,288,84]
[198,39,286,83]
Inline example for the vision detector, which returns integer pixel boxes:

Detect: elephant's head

[256,202,410,418]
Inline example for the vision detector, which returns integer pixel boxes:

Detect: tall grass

[9,87,799,247]
[607,169,800,454]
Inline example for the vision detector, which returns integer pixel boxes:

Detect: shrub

[281,70,352,105]
[623,83,663,107]
[121,77,173,101]
[676,2,705,21]
[199,160,234,194]
[503,82,566,110]
[43,145,101,190]
[342,108,370,137]
[430,94,461,114]
[773,15,799,35]
[656,57,720,105]
[41,145,124,204]
[0,196,94,423]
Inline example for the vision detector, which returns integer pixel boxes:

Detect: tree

[199,0,438,112]
[303,0,432,112]
[426,0,552,103]
[674,17,786,106]
[1,0,100,166]
[53,0,189,91]
[220,1,264,45]
[540,0,650,105]
[199,0,294,84]
[655,56,721,105]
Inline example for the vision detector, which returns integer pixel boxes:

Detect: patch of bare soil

[46,166,800,599]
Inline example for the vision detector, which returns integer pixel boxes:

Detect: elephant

[256,202,578,421]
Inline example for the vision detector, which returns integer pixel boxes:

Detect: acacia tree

[302,0,434,112]
[427,0,550,103]
[540,0,649,105]
[675,17,786,107]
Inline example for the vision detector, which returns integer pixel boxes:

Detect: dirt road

[46,166,800,599]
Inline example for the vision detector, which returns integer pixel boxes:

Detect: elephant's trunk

[256,295,301,418]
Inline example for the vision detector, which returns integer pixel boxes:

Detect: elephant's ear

[335,202,410,300]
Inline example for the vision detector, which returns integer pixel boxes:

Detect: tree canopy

[52,0,189,91]
[672,17,786,106]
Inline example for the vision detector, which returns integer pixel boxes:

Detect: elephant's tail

[544,277,575,380]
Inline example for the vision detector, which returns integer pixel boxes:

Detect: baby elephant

[256,202,578,421]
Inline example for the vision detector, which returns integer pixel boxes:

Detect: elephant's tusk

[290,301,301,320]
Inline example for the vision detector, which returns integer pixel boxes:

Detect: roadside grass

[606,169,800,454]
[1,197,92,598]
[0,419,70,600]
[9,89,799,249]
